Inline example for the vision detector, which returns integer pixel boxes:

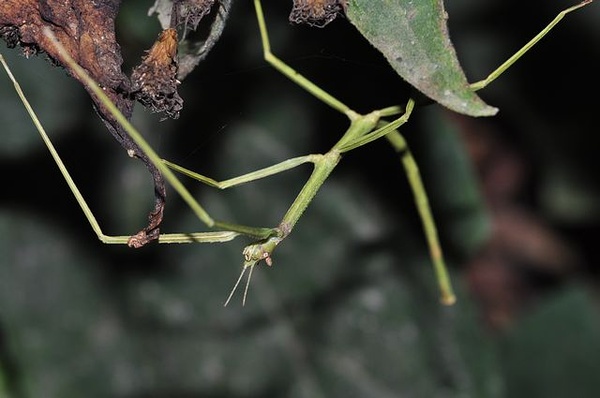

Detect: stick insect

[0,0,593,306]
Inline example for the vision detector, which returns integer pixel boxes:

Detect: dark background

[1,0,599,397]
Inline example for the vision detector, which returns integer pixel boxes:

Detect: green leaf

[346,0,498,117]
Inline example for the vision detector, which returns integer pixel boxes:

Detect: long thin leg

[163,155,321,189]
[470,0,593,91]
[253,0,352,116]
[385,128,455,305]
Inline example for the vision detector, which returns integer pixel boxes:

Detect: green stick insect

[0,0,594,306]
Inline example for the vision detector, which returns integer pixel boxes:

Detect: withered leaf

[131,28,183,119]
[176,0,216,30]
[148,0,232,81]
[289,0,348,27]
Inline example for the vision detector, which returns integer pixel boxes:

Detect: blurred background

[1,0,599,397]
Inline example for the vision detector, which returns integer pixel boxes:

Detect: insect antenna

[242,264,255,307]
[224,264,256,307]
